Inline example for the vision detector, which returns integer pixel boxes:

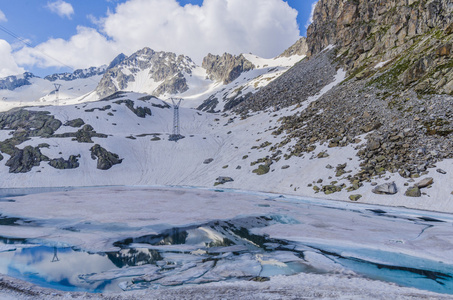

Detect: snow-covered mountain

[0,39,306,113]
[94,45,306,112]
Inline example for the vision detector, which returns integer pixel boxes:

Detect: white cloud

[17,0,301,70]
[0,40,25,77]
[0,9,7,22]
[305,1,318,29]
[14,27,119,69]
[47,0,75,19]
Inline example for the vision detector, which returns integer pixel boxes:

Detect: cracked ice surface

[0,186,452,296]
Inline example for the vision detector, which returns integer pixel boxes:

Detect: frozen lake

[0,186,452,295]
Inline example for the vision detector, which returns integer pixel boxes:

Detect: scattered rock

[372,182,397,195]
[215,176,234,185]
[405,186,421,197]
[415,177,433,188]
[252,164,270,175]
[349,194,362,201]
[317,151,329,158]
[436,168,447,174]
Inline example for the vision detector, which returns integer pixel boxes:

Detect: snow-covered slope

[182,53,305,111]
[0,67,105,112]
[1,84,453,214]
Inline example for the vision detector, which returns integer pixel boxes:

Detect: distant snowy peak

[202,53,255,85]
[0,72,36,91]
[44,66,107,82]
[95,47,197,98]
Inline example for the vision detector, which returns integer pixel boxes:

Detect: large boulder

[372,182,397,195]
[415,177,433,188]
[405,186,421,197]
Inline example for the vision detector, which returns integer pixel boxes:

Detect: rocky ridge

[44,66,107,82]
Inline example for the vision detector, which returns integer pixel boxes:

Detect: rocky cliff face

[96,48,196,98]
[202,53,255,84]
[307,0,453,95]
[278,37,308,58]
[0,72,35,91]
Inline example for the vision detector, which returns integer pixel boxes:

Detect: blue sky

[0,0,317,77]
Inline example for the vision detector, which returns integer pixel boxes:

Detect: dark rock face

[202,53,255,85]
[90,144,122,170]
[49,155,80,169]
[307,0,453,95]
[197,95,219,113]
[0,72,35,91]
[5,146,49,173]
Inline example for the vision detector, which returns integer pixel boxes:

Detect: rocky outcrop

[113,99,151,118]
[278,37,308,57]
[0,72,35,91]
[64,118,85,128]
[202,53,255,85]
[49,155,80,169]
[0,109,62,137]
[96,48,195,98]
[54,124,108,143]
[90,144,122,170]
[307,0,453,95]
[6,145,49,173]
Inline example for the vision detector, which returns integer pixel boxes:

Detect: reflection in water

[0,215,452,294]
